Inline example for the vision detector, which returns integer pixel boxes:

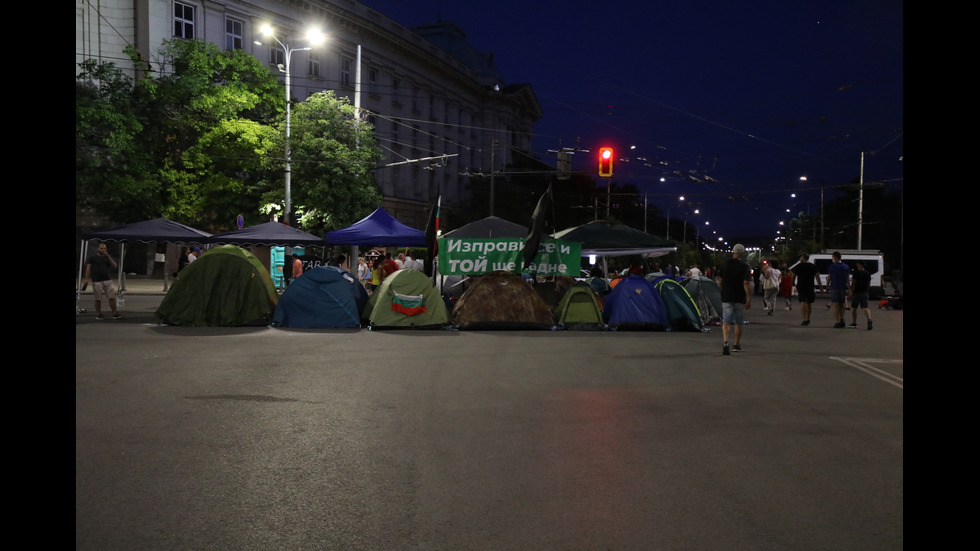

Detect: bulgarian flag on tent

[392,292,427,315]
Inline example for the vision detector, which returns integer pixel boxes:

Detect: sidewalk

[76,276,173,296]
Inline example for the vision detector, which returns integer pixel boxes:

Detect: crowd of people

[280,249,427,296]
[716,248,874,356]
[354,251,425,295]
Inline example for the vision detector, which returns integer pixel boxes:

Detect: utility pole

[858,151,865,250]
[490,138,499,216]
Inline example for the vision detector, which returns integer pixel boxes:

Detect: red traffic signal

[598,147,614,177]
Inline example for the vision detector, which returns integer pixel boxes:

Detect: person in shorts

[84,242,123,320]
[848,260,873,330]
[718,243,752,355]
[826,251,851,328]
[791,253,824,326]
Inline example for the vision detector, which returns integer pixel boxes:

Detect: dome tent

[554,282,606,331]
[452,271,555,330]
[654,278,703,332]
[362,269,450,329]
[155,245,278,327]
[272,266,368,328]
[602,275,670,331]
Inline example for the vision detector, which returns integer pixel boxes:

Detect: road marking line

[830,357,903,389]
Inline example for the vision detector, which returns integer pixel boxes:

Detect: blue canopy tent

[324,207,426,246]
[324,208,427,274]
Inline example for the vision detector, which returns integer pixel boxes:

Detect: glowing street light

[256,25,324,227]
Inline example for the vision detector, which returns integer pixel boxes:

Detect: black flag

[523,184,553,271]
[423,196,441,277]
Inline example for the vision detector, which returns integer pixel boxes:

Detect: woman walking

[761,261,781,315]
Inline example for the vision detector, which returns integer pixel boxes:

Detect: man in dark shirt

[848,260,873,330]
[827,251,851,328]
[718,243,752,355]
[791,253,824,326]
[83,241,123,320]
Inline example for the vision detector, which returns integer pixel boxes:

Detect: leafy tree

[77,40,401,239]
[174,118,280,231]
[135,40,284,230]
[279,91,383,232]
[76,59,157,222]
[76,39,285,229]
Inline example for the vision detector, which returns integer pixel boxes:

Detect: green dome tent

[155,245,278,326]
[555,282,606,331]
[654,278,703,332]
[362,269,450,329]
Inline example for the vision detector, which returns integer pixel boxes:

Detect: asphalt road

[76,290,903,551]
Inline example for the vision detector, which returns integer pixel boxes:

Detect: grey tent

[552,220,676,282]
[440,216,528,239]
[208,221,324,247]
[436,216,529,300]
[683,275,723,326]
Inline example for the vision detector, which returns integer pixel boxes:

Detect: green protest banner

[438,238,581,277]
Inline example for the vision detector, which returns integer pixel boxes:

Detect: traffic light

[598,147,614,177]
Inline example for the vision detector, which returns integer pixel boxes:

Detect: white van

[788,250,885,298]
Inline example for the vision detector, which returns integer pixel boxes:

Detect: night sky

[358,0,904,243]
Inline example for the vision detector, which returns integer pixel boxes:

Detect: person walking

[370,255,385,292]
[383,252,399,277]
[174,246,191,278]
[356,256,371,291]
[779,265,794,310]
[761,261,780,315]
[848,260,873,330]
[291,253,303,284]
[826,251,851,328]
[791,253,824,326]
[83,242,124,320]
[718,244,752,355]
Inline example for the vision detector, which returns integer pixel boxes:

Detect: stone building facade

[76,0,542,229]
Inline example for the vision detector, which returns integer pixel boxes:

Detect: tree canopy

[268,91,383,232]
[76,39,383,235]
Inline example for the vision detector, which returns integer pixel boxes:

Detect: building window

[225,17,243,50]
[368,67,379,96]
[308,50,320,77]
[340,57,352,87]
[270,47,284,67]
[392,78,401,105]
[174,2,195,39]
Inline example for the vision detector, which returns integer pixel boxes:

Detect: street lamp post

[666,196,685,241]
[257,25,324,227]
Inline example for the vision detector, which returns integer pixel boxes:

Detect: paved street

[76,280,903,550]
